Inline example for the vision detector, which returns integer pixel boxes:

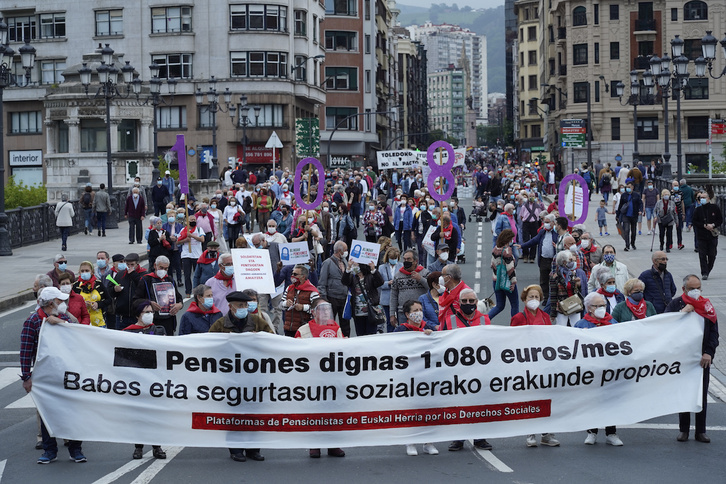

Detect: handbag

[356,277,386,326]
[659,209,673,226]
[558,294,583,316]
[494,260,512,292]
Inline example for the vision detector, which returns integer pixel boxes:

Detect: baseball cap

[40,286,69,301]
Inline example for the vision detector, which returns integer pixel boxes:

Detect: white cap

[40,286,69,301]
[165,170,171,174]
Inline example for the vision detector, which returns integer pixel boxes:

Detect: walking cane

[650,224,657,252]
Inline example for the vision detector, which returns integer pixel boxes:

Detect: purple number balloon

[557,174,590,226]
[427,141,456,202]
[294,157,325,211]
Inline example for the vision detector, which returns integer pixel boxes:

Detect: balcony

[633,56,650,70]
[634,18,656,32]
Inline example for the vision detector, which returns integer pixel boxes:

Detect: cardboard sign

[279,242,310,266]
[348,240,381,266]
[230,248,276,294]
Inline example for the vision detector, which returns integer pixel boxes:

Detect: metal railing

[634,18,656,31]
[652,175,726,235]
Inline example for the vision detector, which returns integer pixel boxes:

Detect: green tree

[4,176,47,209]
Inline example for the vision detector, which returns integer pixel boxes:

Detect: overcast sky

[424,0,504,8]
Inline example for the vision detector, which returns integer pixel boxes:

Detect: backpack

[81,192,92,208]
[601,174,611,184]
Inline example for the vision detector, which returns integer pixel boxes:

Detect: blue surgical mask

[701,198,708,205]
[626,187,632,193]
[97,259,107,269]
[620,188,625,194]
[428,205,435,211]
[605,284,616,293]
[80,272,91,281]
[247,301,258,312]
[177,214,184,220]
[566,261,577,270]
[673,186,679,191]
[117,262,127,272]
[203,297,214,308]
[389,258,398,265]
[58,263,67,271]
[235,307,248,319]
[224,265,235,276]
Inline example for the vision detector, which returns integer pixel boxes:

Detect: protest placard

[279,242,310,266]
[349,240,380,266]
[230,248,276,294]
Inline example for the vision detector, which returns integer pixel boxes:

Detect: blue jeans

[97,212,107,232]
[83,208,94,230]
[685,204,695,227]
[41,418,82,456]
[60,227,70,247]
[487,283,519,321]
[645,207,654,220]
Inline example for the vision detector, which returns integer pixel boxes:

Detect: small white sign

[9,150,42,166]
[348,239,381,266]
[265,131,284,149]
[279,242,310,266]
[230,248,276,294]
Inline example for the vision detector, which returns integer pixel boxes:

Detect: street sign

[295,118,320,157]
[711,119,726,135]
[560,119,586,148]
[265,131,283,149]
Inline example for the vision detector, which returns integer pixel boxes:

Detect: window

[157,106,187,129]
[671,8,678,21]
[151,54,193,79]
[684,39,703,60]
[520,28,523,43]
[41,60,66,85]
[573,6,587,26]
[610,42,619,60]
[95,10,123,36]
[8,16,37,42]
[687,116,709,139]
[686,154,709,172]
[325,31,356,51]
[528,50,537,65]
[365,34,371,53]
[40,12,66,39]
[326,107,357,130]
[528,99,537,115]
[325,67,357,90]
[595,80,600,102]
[365,69,371,92]
[611,117,620,140]
[230,5,287,31]
[573,44,588,65]
[528,26,536,41]
[326,0,356,16]
[118,119,138,152]
[230,51,287,78]
[243,104,284,127]
[637,117,658,140]
[638,41,653,57]
[294,10,307,36]
[549,58,555,76]
[520,52,524,67]
[10,111,42,134]
[594,43,600,64]
[293,55,306,81]
[313,15,318,42]
[684,1,707,20]
[610,4,619,20]
[573,82,589,103]
[57,121,69,153]
[151,6,192,33]
[610,80,621,97]
[594,4,599,24]
[80,119,106,151]
[685,77,708,100]
[199,106,214,128]
[528,75,537,90]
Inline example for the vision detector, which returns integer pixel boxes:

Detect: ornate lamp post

[699,31,726,79]
[616,69,655,166]
[229,95,261,166]
[0,19,36,256]
[135,64,176,181]
[195,77,232,179]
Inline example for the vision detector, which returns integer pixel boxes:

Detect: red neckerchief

[186,301,219,315]
[401,322,425,332]
[79,274,98,289]
[523,308,549,325]
[197,250,218,265]
[580,244,597,255]
[441,224,453,240]
[214,270,234,287]
[292,279,318,293]
[597,287,616,297]
[625,298,648,319]
[399,265,423,276]
[583,313,613,326]
[682,293,718,323]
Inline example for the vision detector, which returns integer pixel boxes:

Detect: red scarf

[399,265,424,276]
[79,274,98,289]
[580,244,597,255]
[197,250,218,265]
[682,293,718,323]
[625,298,648,320]
[441,223,453,240]
[401,322,425,332]
[186,301,219,315]
[523,308,550,325]
[597,287,616,297]
[583,312,613,326]
[214,270,234,287]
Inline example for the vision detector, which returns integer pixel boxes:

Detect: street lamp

[195,76,232,178]
[616,69,655,166]
[228,95,261,167]
[134,63,177,181]
[79,43,137,229]
[699,31,726,79]
[0,19,36,256]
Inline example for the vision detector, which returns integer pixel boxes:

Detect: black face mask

[461,303,477,315]
[657,262,667,272]
[630,292,644,302]
[403,260,415,270]
[208,251,217,258]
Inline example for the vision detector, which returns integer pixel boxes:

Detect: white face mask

[408,311,424,324]
[140,312,155,326]
[342,251,348,258]
[580,239,590,248]
[526,299,540,311]
[156,269,167,279]
[593,307,607,319]
[569,245,578,253]
[439,252,449,261]
[544,223,552,230]
[438,276,446,288]
[56,302,68,315]
[687,289,701,300]
[267,227,276,234]
[59,285,72,294]
[435,285,445,295]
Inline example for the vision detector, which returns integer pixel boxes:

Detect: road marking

[475,260,481,268]
[474,284,480,294]
[709,375,726,403]
[0,368,20,392]
[469,440,513,473]
[0,459,6,483]
[130,446,183,484]
[0,351,19,355]
[0,301,34,319]
[91,447,182,484]
[475,271,481,279]
[5,394,34,409]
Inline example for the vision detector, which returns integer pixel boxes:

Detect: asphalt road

[0,205,724,483]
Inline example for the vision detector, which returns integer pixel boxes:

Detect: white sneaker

[406,444,418,456]
[584,432,597,445]
[422,443,439,455]
[647,230,652,235]
[606,434,623,446]
[540,433,560,447]
[526,434,538,447]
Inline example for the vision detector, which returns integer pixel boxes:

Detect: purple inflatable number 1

[557,174,590,226]
[427,141,456,202]
[294,157,325,211]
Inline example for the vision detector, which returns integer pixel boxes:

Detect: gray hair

[544,213,556,223]
[555,250,572,267]
[192,284,210,300]
[583,292,606,311]
[573,223,587,232]
[294,264,309,280]
[155,255,170,266]
[594,266,615,286]
[251,234,262,246]
[333,240,347,254]
[219,252,233,264]
[679,179,687,186]
[241,288,258,300]
[34,274,53,289]
[504,203,515,212]
[682,274,700,286]
[150,216,161,226]
[460,288,478,300]
[443,263,462,282]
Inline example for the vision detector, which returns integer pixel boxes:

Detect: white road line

[709,375,726,402]
[0,351,19,355]
[130,446,184,484]
[0,459,6,483]
[475,271,481,279]
[91,448,171,484]
[620,423,726,431]
[5,394,34,409]
[470,441,513,473]
[0,301,34,319]
[0,368,20,392]
[474,284,480,294]
[475,260,481,268]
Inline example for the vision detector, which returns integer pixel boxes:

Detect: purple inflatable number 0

[294,157,325,211]
[427,141,456,202]
[557,174,590,226]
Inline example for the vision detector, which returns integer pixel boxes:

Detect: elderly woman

[179,284,222,334]
[59,272,89,325]
[341,259,384,336]
[549,250,588,326]
[592,265,625,314]
[493,203,518,248]
[511,284,551,326]
[654,188,677,252]
[488,229,519,321]
[588,245,628,293]
[574,292,623,446]
[611,278,657,322]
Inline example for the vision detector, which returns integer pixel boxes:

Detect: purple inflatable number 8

[427,141,456,202]
[294,157,325,211]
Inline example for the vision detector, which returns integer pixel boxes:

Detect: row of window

[609,116,713,140]
[569,78,709,104]
[573,1,708,27]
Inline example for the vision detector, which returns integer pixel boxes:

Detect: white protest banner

[376,150,420,169]
[230,248,276,294]
[279,242,310,266]
[429,148,467,168]
[31,313,703,448]
[349,239,380,266]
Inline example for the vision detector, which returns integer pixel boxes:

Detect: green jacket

[611,300,657,323]
[680,185,695,208]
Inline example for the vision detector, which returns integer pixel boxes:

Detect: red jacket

[67,292,90,325]
[440,310,490,331]
[437,282,471,327]
[125,194,146,219]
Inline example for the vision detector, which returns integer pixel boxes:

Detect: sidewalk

[578,195,726,373]
[0,221,149,311]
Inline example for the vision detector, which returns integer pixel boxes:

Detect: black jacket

[111,268,145,317]
[618,191,643,218]
[693,203,723,241]
[341,269,384,306]
[665,296,719,357]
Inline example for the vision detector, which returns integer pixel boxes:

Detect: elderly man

[693,191,723,280]
[94,251,114,287]
[519,213,558,301]
[588,244,628,293]
[442,288,492,452]
[666,275,719,443]
[206,253,237,315]
[617,182,642,251]
[437,264,471,327]
[21,287,87,464]
[33,274,53,299]
[134,256,183,335]
[558,235,587,275]
[282,265,320,337]
[318,241,351,336]
[125,187,146,244]
[264,219,288,244]
[249,233,283,333]
[638,251,676,313]
[47,254,75,288]
[427,242,453,273]
[389,249,430,326]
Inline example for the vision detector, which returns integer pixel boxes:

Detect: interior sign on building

[9,150,43,166]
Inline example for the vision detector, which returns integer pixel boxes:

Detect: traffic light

[203,150,213,165]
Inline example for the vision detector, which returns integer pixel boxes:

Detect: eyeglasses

[460,299,478,304]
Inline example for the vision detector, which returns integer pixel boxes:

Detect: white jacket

[587,260,629,293]
[55,201,75,228]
